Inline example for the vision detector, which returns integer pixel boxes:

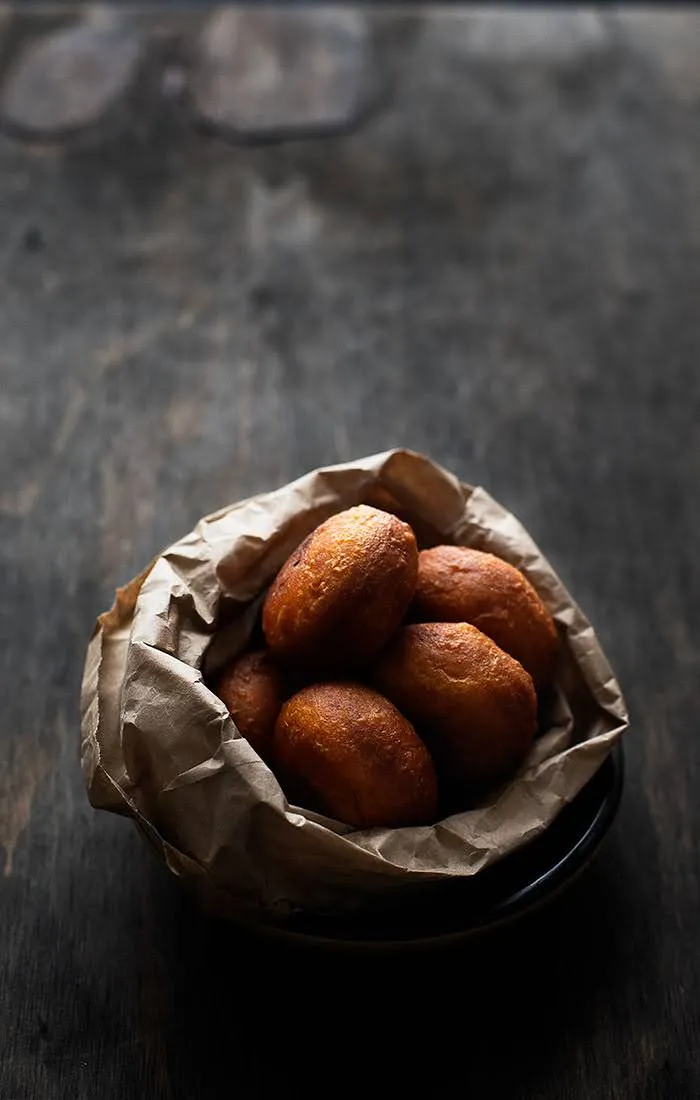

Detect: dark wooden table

[1,11,699,1098]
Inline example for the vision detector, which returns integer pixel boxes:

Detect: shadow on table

[158,840,635,1096]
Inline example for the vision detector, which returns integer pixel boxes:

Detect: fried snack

[214,649,287,762]
[272,683,438,828]
[263,505,418,674]
[373,622,537,794]
[412,546,558,689]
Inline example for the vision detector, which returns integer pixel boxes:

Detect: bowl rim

[223,743,625,952]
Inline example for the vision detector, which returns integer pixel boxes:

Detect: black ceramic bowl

[241,744,623,951]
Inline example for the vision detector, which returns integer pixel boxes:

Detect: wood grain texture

[1,11,700,1099]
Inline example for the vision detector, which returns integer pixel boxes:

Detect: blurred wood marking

[0,740,48,876]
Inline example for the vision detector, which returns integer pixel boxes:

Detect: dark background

[1,9,699,1098]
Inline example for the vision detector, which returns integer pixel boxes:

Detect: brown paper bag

[80,450,628,919]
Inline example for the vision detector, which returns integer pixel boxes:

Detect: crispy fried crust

[373,622,537,794]
[215,649,287,762]
[263,505,418,673]
[412,546,558,689]
[272,682,438,828]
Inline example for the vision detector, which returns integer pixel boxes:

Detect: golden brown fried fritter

[263,506,418,674]
[374,622,537,795]
[272,682,438,827]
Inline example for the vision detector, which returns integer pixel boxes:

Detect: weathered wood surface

[1,11,699,1098]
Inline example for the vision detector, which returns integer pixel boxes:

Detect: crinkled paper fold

[80,450,628,919]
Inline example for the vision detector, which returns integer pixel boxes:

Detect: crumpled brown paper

[80,449,628,920]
